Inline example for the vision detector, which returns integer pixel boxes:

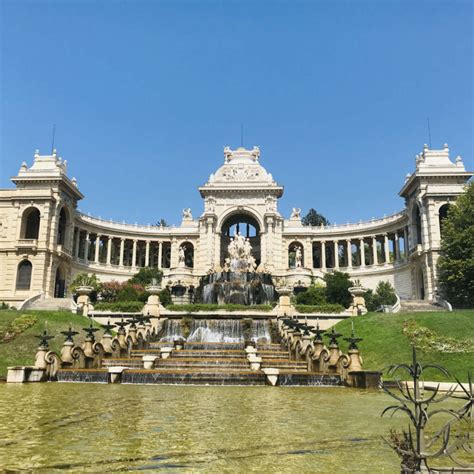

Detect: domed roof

[201,146,280,191]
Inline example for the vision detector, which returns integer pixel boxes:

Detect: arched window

[412,205,422,246]
[439,204,450,238]
[21,208,40,239]
[57,207,68,245]
[183,243,194,268]
[16,260,32,290]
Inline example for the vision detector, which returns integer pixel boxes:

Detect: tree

[154,219,168,227]
[129,267,163,286]
[295,284,327,305]
[324,271,352,308]
[438,182,474,308]
[302,208,330,226]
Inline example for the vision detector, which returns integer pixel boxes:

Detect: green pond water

[0,384,404,472]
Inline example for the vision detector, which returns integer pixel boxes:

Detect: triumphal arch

[0,143,471,307]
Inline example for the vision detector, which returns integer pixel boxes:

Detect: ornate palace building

[0,144,471,307]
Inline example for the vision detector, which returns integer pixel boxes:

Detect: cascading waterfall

[160,319,271,343]
[160,320,183,341]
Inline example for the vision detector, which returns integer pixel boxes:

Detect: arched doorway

[220,212,261,267]
[416,267,425,300]
[54,267,66,298]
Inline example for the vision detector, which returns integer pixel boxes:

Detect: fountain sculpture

[196,232,275,305]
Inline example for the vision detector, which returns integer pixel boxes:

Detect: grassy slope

[0,310,100,377]
[335,310,474,381]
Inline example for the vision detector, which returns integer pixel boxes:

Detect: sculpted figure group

[224,232,257,272]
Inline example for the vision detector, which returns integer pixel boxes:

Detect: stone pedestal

[247,354,262,371]
[7,366,46,383]
[160,347,173,359]
[275,287,295,317]
[348,286,368,316]
[262,368,279,386]
[108,366,128,383]
[76,286,94,317]
[142,355,158,370]
[144,285,162,317]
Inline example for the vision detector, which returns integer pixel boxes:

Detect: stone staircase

[399,299,443,313]
[28,297,74,311]
[61,341,342,386]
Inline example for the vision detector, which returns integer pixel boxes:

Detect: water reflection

[0,384,401,471]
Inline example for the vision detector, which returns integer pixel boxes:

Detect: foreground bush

[94,301,143,312]
[364,281,398,312]
[166,304,273,312]
[295,304,345,314]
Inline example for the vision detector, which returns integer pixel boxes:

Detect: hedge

[295,304,345,314]
[166,304,273,313]
[94,301,144,312]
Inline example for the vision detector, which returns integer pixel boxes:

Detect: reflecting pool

[0,384,403,472]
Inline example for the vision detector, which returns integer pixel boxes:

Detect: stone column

[321,241,326,270]
[132,239,138,268]
[158,241,163,269]
[94,234,101,263]
[106,236,112,265]
[74,228,80,258]
[394,232,400,262]
[305,239,313,269]
[384,233,390,264]
[74,227,81,259]
[359,238,365,267]
[119,238,125,267]
[346,239,352,268]
[372,236,378,265]
[334,241,339,269]
[403,227,408,261]
[145,240,150,267]
[84,232,90,261]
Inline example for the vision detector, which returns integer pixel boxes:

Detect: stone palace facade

[0,144,471,307]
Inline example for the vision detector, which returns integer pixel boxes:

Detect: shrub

[324,271,353,308]
[129,267,163,286]
[166,304,273,312]
[159,288,172,307]
[364,281,397,312]
[1,314,38,342]
[295,304,345,314]
[295,284,327,306]
[116,283,147,302]
[94,301,144,312]
[100,280,123,302]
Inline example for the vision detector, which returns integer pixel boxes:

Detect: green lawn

[0,310,100,378]
[335,310,474,382]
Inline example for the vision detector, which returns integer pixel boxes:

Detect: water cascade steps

[57,340,343,386]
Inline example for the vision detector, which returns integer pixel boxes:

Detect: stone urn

[275,287,295,317]
[144,283,162,319]
[348,286,368,316]
[76,286,94,317]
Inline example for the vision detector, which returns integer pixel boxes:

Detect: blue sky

[1,0,472,226]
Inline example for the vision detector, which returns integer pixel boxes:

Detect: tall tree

[437,182,474,308]
[302,208,330,226]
